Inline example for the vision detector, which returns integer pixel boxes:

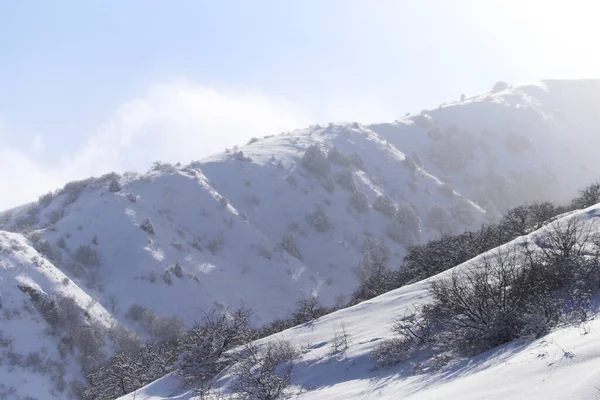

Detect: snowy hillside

[118,203,600,400]
[0,231,113,399]
[1,79,600,399]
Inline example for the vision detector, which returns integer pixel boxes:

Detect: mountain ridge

[1,79,600,399]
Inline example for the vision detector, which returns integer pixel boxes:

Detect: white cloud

[0,82,313,210]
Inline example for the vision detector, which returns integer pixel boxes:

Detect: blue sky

[0,0,598,208]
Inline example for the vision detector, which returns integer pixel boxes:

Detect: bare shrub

[329,324,350,354]
[301,145,330,177]
[140,218,155,235]
[291,297,328,325]
[109,179,122,193]
[387,203,421,246]
[306,207,330,233]
[179,307,257,391]
[348,190,369,213]
[327,147,351,167]
[571,182,600,210]
[334,168,356,192]
[373,195,397,218]
[230,340,297,400]
[280,234,302,260]
[73,245,101,268]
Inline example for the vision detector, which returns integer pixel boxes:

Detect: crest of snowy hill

[118,202,600,400]
[371,79,600,219]
[1,79,600,398]
[0,120,488,328]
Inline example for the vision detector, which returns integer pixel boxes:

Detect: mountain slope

[118,203,600,400]
[1,79,600,398]
[0,231,113,399]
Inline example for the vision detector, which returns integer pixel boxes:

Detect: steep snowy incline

[0,231,113,399]
[118,202,600,400]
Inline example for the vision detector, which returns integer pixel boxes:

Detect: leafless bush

[334,168,356,192]
[329,324,350,354]
[306,207,330,233]
[348,190,369,213]
[301,145,330,177]
[373,195,397,218]
[280,234,302,260]
[73,245,101,268]
[230,340,297,400]
[140,218,155,235]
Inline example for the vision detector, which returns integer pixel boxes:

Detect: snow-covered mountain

[120,202,600,400]
[1,79,600,399]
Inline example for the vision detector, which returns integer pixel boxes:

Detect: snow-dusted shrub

[0,211,12,225]
[373,195,397,218]
[46,208,66,224]
[426,204,454,236]
[247,137,260,144]
[61,178,93,205]
[327,146,351,167]
[234,150,252,162]
[73,245,101,268]
[178,307,257,391]
[571,182,600,210]
[280,233,302,260]
[82,340,180,399]
[125,304,147,322]
[350,152,364,170]
[140,218,155,235]
[75,323,108,372]
[109,179,122,193]
[492,80,509,92]
[108,325,143,354]
[162,270,173,285]
[348,190,369,213]
[301,144,330,177]
[504,132,532,154]
[285,175,297,186]
[291,297,328,325]
[149,315,185,343]
[351,237,396,303]
[499,202,560,237]
[329,324,350,355]
[387,203,421,246]
[403,156,418,171]
[12,212,39,232]
[230,340,297,400]
[334,168,357,192]
[306,207,330,233]
[321,175,335,193]
[171,262,184,278]
[38,191,56,207]
[371,338,413,368]
[429,128,476,171]
[438,182,454,197]
[207,234,224,255]
[28,232,62,264]
[450,197,476,227]
[126,192,137,202]
[427,249,561,356]
[151,161,177,174]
